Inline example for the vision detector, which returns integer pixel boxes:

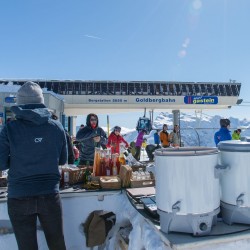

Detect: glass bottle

[93,147,101,176]
[59,166,64,188]
[112,161,118,176]
[116,156,120,175]
[106,155,111,176]
[84,161,92,183]
[119,152,126,166]
[100,150,106,176]
[108,153,113,175]
[64,170,70,188]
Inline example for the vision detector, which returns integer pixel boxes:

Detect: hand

[93,136,101,143]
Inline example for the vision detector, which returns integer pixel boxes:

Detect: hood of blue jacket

[11,104,51,125]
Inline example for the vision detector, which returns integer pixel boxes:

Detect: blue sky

[0,0,250,128]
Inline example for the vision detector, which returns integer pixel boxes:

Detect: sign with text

[5,96,16,103]
[184,96,218,105]
[87,97,128,103]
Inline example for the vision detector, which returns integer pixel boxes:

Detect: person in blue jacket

[145,130,161,161]
[0,82,67,250]
[154,130,160,145]
[214,118,232,146]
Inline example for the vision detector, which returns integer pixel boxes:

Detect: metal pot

[155,147,220,215]
[218,141,250,206]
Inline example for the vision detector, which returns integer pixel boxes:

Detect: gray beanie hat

[17,81,44,105]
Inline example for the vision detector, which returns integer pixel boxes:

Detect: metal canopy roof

[0,80,242,115]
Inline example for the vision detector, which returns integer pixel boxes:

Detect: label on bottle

[87,173,92,182]
[64,171,69,183]
[112,166,117,176]
[106,168,111,176]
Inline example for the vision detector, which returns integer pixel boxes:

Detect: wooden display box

[130,172,155,188]
[119,165,132,188]
[100,176,121,190]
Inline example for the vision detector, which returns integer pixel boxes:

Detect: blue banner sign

[5,97,16,103]
[184,96,218,105]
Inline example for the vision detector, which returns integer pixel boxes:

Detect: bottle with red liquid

[116,157,120,175]
[106,163,111,176]
[105,150,111,176]
[100,150,106,176]
[109,153,114,175]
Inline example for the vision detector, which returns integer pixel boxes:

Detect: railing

[178,127,250,147]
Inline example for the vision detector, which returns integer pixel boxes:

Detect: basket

[62,166,86,185]
[78,165,93,173]
[100,176,121,190]
[130,172,155,188]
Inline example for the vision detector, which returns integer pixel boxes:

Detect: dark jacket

[0,104,67,198]
[65,130,75,164]
[214,127,232,146]
[76,114,107,162]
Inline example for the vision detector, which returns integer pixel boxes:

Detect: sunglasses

[115,129,121,132]
[90,118,97,122]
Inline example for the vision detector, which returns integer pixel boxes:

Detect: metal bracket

[172,200,181,213]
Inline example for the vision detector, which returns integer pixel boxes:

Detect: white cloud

[178,49,187,58]
[182,38,190,48]
[84,34,103,40]
[193,0,202,10]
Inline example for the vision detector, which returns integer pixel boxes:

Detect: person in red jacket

[107,126,129,154]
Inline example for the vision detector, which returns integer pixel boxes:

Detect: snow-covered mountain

[121,112,250,147]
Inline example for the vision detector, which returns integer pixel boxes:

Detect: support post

[69,116,77,137]
[172,110,180,127]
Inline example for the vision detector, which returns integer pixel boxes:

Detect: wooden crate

[63,166,86,185]
[119,165,132,188]
[100,176,121,189]
[131,165,146,172]
[130,172,155,188]
[78,165,93,173]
